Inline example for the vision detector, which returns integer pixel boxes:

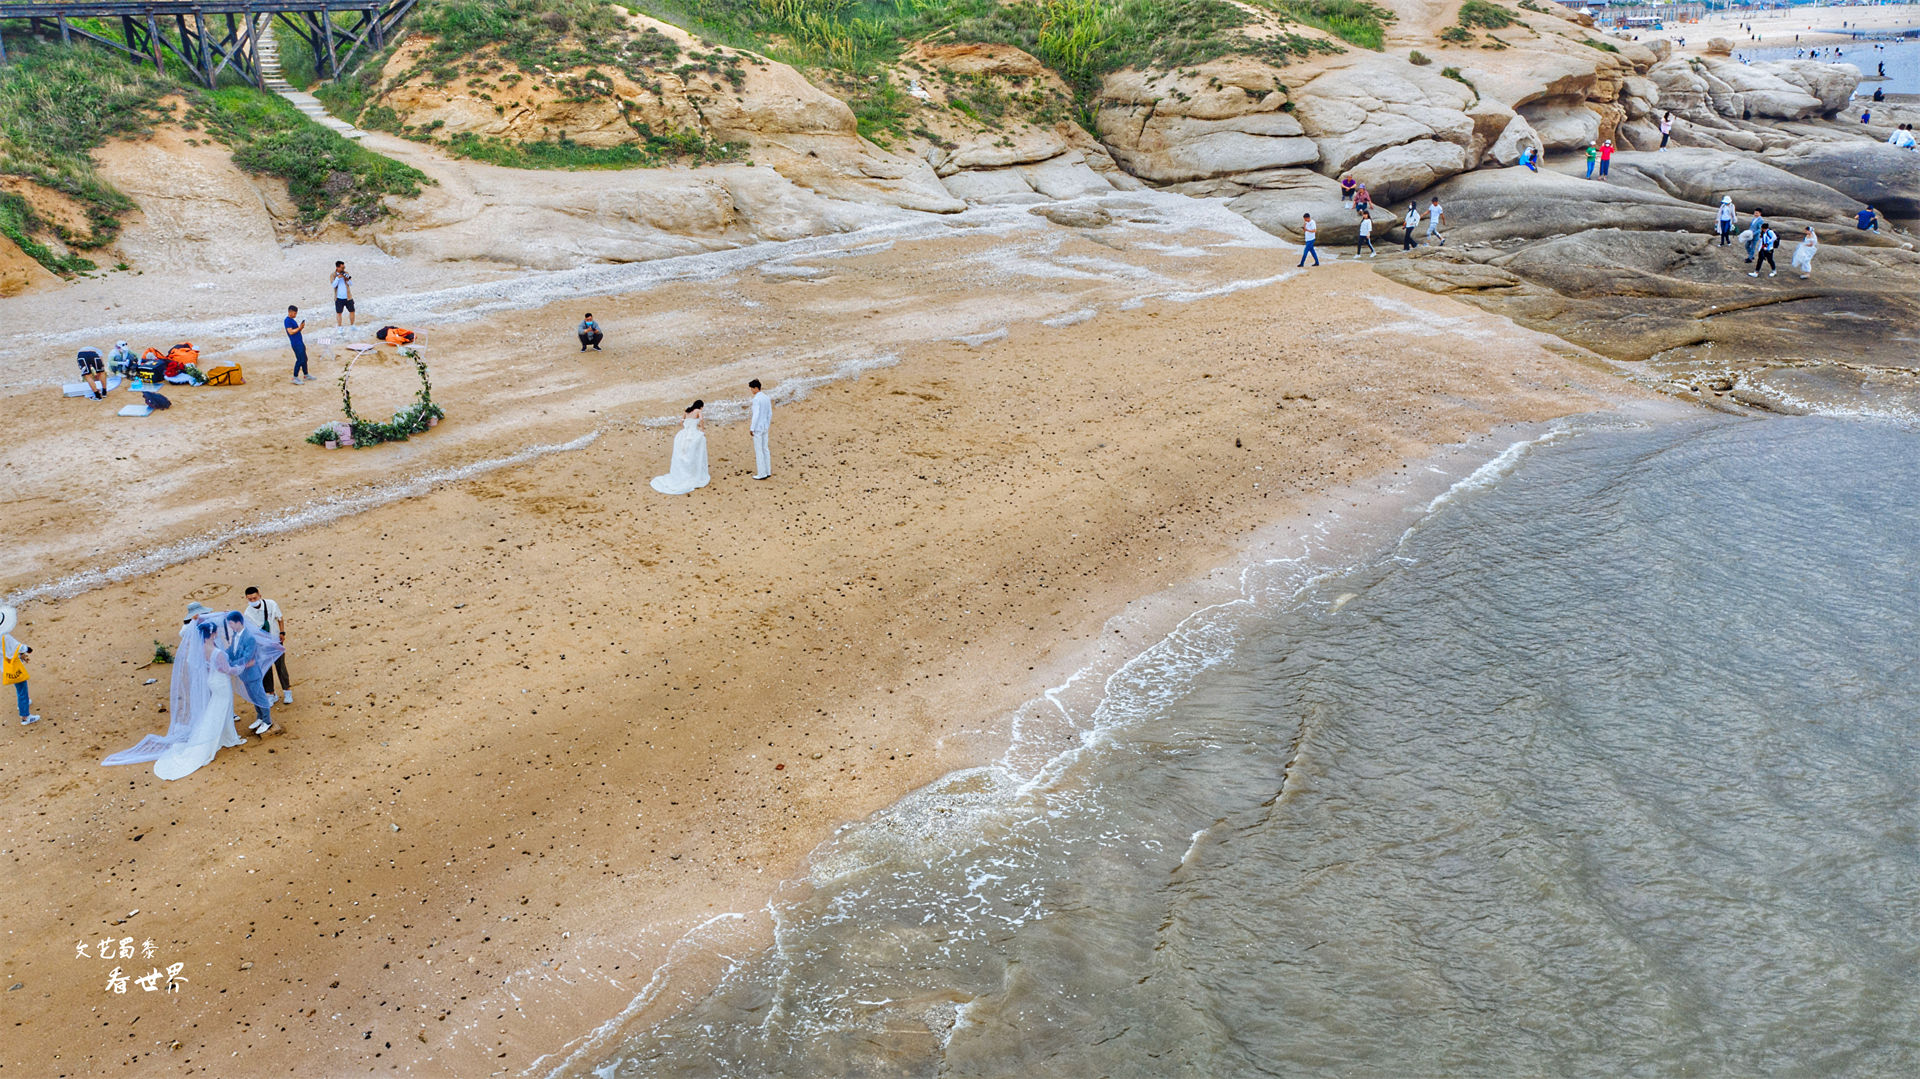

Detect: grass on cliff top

[0,39,170,271]
[0,34,427,274]
[617,0,1377,141]
[193,89,429,226]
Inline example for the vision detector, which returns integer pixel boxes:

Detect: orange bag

[202,364,243,386]
[165,343,200,365]
[374,326,415,345]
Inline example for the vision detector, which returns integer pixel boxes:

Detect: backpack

[142,391,172,409]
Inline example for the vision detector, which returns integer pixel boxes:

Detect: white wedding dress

[651,416,710,495]
[103,618,245,780]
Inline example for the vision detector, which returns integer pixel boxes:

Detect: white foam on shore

[2,431,598,609]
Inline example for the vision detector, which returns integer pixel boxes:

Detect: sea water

[586,414,1920,1077]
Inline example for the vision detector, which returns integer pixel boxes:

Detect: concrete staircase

[255,17,363,140]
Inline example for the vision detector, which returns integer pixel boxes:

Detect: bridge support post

[145,13,161,73]
[58,16,70,44]
[195,13,212,87]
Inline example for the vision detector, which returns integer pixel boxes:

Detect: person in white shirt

[1356,210,1375,257]
[1403,203,1420,251]
[1659,111,1674,150]
[1426,198,1445,246]
[243,587,292,704]
[330,261,355,329]
[1296,213,1319,267]
[748,379,773,480]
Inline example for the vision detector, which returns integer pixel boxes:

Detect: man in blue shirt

[1856,206,1879,232]
[285,305,309,384]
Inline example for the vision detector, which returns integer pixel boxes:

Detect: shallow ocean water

[587,414,1920,1078]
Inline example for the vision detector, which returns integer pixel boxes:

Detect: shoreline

[547,396,1704,1077]
[5,224,1658,1077]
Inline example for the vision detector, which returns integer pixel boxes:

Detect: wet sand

[1,211,1648,1076]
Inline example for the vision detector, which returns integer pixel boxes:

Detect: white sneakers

[20,714,39,725]
[282,690,292,705]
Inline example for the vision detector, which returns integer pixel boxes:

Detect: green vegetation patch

[0,39,170,268]
[193,89,428,226]
[1581,37,1620,53]
[1265,0,1395,52]
[1456,1,1514,30]
[433,126,744,168]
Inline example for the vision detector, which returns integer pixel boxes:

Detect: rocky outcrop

[1349,138,1472,204]
[1290,58,1475,175]
[1758,60,1861,116]
[1518,99,1601,150]
[1767,141,1920,221]
[1223,169,1354,242]
[1608,147,1866,222]
[1095,60,1318,184]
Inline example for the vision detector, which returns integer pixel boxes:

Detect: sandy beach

[0,201,1648,1075]
[1652,1,1920,50]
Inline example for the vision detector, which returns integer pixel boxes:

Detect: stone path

[255,17,363,140]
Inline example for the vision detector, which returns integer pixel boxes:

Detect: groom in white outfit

[749,378,773,480]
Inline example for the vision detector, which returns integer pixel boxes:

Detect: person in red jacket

[1597,139,1615,180]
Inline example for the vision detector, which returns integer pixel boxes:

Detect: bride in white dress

[103,611,245,780]
[651,400,710,495]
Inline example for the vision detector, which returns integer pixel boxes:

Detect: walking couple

[651,380,774,495]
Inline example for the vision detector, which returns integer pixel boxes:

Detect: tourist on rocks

[1426,198,1446,246]
[1717,196,1737,247]
[330,262,356,330]
[1743,208,1767,261]
[243,587,292,705]
[1856,206,1879,233]
[1356,210,1377,257]
[1659,112,1675,150]
[578,313,603,352]
[1340,175,1356,204]
[1403,203,1421,251]
[1597,140,1614,180]
[1297,214,1320,267]
[1,607,38,726]
[1584,144,1599,180]
[285,305,309,385]
[1353,183,1372,218]
[1861,108,1872,125]
[1892,125,1917,150]
[1872,87,1884,103]
[1791,226,1818,280]
[1518,145,1538,172]
[1750,226,1779,277]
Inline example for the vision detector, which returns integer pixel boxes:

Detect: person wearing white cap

[1717,196,1736,246]
[1,607,37,725]
[108,340,138,377]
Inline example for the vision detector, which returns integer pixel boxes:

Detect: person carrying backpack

[1749,226,1779,277]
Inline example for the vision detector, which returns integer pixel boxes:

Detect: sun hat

[185,601,213,622]
[0,607,16,636]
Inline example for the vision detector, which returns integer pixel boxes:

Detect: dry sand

[1,202,1651,1076]
[1657,2,1920,50]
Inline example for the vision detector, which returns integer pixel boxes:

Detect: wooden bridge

[0,0,414,86]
